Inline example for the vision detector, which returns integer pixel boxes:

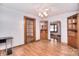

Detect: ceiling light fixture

[45,9,49,11]
[43,12,48,16]
[38,12,43,17]
[38,8,49,18]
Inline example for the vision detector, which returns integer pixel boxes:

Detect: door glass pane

[27,20,33,36]
[27,32,33,36]
[30,21,33,25]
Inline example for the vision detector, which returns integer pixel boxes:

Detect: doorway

[40,21,48,40]
[24,16,36,44]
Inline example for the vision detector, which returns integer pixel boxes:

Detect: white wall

[0,5,40,49]
[48,11,79,43]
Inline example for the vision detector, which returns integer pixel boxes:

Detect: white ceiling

[0,3,79,17]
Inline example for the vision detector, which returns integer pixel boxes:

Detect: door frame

[40,21,48,40]
[24,16,36,44]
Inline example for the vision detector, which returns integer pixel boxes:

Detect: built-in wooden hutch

[67,13,79,48]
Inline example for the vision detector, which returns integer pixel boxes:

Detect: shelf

[67,13,79,49]
[68,29,77,32]
[72,23,77,24]
[68,23,77,24]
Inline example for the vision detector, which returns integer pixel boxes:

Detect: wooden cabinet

[67,14,79,48]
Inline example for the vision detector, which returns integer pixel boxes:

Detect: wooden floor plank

[0,40,79,56]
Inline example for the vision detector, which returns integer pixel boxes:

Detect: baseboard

[48,39,51,41]
[14,39,41,48]
[35,39,40,42]
[13,44,25,48]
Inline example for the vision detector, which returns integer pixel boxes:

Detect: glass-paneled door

[24,16,35,43]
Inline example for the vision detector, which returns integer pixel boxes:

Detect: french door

[24,16,35,43]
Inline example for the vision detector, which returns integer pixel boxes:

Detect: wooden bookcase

[67,13,79,48]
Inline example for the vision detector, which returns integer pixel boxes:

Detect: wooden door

[24,16,35,43]
[40,21,48,40]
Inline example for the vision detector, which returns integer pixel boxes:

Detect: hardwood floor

[0,40,79,56]
[12,40,79,56]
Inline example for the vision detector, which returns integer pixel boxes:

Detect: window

[50,24,58,32]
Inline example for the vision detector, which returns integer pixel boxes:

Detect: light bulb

[43,12,48,16]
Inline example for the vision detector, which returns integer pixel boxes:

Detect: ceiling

[0,3,79,17]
